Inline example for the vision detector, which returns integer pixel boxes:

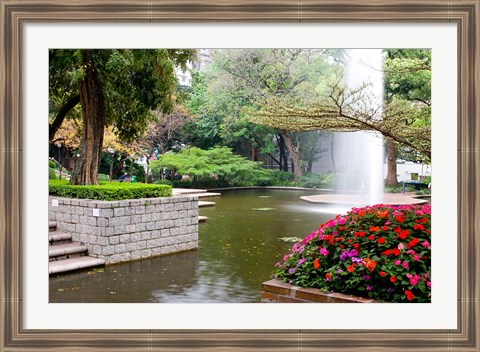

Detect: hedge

[49,180,172,201]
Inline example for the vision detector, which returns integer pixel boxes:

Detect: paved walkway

[300,192,428,206]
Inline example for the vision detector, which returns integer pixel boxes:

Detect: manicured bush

[49,160,57,169]
[49,167,57,180]
[49,180,172,200]
[272,204,431,302]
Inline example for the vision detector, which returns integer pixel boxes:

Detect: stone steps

[48,232,72,245]
[198,201,215,207]
[49,243,88,261]
[48,221,105,274]
[49,256,106,275]
[198,216,208,222]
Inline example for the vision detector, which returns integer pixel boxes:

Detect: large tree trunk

[70,50,105,185]
[385,138,398,187]
[280,130,303,181]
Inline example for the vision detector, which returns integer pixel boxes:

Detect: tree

[251,69,431,160]
[49,49,196,185]
[150,146,269,187]
[383,49,431,186]
[199,49,340,180]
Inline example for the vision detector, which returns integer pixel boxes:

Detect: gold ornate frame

[1,0,479,351]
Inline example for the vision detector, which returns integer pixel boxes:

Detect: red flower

[377,237,386,244]
[393,227,402,234]
[338,226,345,231]
[405,290,415,301]
[369,226,380,232]
[313,258,320,269]
[367,235,375,241]
[353,243,359,249]
[325,273,331,280]
[380,271,386,277]
[413,224,425,231]
[381,226,389,231]
[347,265,355,273]
[397,230,410,240]
[354,231,366,238]
[421,217,428,223]
[407,237,420,249]
[393,248,400,256]
[390,276,397,283]
[395,216,405,223]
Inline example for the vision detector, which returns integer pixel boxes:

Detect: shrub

[98,173,110,182]
[49,160,57,169]
[49,167,57,180]
[49,180,172,200]
[272,204,431,302]
[298,173,334,189]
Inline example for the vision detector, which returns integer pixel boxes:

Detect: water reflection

[50,189,332,303]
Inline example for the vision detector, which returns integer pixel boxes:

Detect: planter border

[261,279,379,303]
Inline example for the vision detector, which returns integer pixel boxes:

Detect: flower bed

[272,204,431,302]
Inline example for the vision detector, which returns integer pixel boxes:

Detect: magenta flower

[319,248,329,256]
[288,268,296,274]
[402,261,409,269]
[394,259,401,266]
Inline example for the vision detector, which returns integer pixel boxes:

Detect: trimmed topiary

[49,180,172,201]
[272,204,431,302]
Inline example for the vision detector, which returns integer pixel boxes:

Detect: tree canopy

[49,49,196,184]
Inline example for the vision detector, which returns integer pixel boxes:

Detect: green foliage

[49,160,57,169]
[49,167,57,180]
[97,173,110,181]
[298,173,334,189]
[49,179,172,200]
[273,204,432,302]
[150,146,270,187]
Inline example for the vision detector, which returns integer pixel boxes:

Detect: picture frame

[1,0,478,351]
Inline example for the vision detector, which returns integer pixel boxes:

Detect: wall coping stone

[261,279,379,303]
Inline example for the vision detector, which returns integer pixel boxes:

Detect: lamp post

[56,141,62,179]
[108,147,115,182]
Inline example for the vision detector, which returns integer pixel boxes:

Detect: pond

[49,189,334,303]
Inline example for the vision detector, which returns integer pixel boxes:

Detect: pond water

[49,189,334,303]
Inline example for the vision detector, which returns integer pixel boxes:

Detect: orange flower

[313,258,320,269]
[376,210,389,218]
[369,226,380,232]
[363,258,377,272]
[347,264,355,273]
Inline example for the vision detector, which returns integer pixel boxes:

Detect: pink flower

[402,261,409,269]
[398,243,405,250]
[422,240,430,247]
[394,259,402,266]
[319,248,329,256]
[413,254,420,261]
[407,274,420,285]
[427,281,431,287]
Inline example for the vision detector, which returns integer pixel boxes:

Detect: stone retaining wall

[49,196,199,265]
[261,279,378,303]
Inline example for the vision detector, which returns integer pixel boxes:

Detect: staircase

[49,221,105,275]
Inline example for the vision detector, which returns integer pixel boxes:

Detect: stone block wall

[261,279,378,303]
[49,196,199,265]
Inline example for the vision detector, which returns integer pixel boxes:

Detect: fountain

[301,49,427,209]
